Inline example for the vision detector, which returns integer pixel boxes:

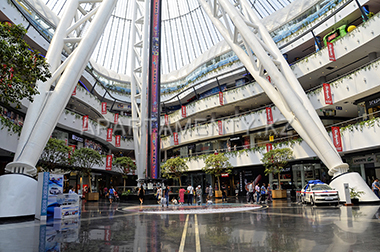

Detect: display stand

[53,193,80,219]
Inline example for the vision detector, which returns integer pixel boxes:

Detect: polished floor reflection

[1,198,380,251]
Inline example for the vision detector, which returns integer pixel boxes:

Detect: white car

[300,182,339,206]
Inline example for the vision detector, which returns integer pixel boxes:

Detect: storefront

[355,92,380,119]
[345,152,380,186]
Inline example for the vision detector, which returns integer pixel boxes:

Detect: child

[206,195,213,206]
[171,198,178,205]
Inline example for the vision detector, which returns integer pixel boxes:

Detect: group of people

[247,181,272,204]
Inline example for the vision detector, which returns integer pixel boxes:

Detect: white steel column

[130,0,150,182]
[6,0,117,176]
[198,0,348,177]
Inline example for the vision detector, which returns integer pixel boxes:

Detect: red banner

[106,155,112,170]
[164,114,169,125]
[331,127,343,152]
[266,143,273,152]
[72,86,76,96]
[266,75,271,83]
[106,128,113,142]
[218,120,223,135]
[82,115,89,131]
[68,145,76,159]
[181,106,186,118]
[323,83,333,105]
[327,42,336,61]
[219,91,224,106]
[173,132,178,145]
[101,102,107,114]
[114,113,119,124]
[266,107,273,124]
[115,135,121,147]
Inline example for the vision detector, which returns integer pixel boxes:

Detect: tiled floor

[1,197,380,251]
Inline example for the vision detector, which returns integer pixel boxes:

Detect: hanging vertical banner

[331,126,343,152]
[68,145,76,159]
[82,115,89,131]
[266,107,274,124]
[181,106,186,118]
[106,128,113,142]
[323,83,333,105]
[266,75,271,83]
[106,155,112,170]
[219,91,224,106]
[147,0,162,179]
[266,143,273,152]
[101,102,107,114]
[218,120,223,135]
[115,135,121,147]
[164,114,169,125]
[114,113,119,124]
[173,132,178,145]
[327,42,336,61]
[72,86,76,96]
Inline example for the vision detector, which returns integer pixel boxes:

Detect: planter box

[86,192,99,201]
[272,189,287,199]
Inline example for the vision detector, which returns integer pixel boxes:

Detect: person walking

[255,183,261,204]
[109,186,115,204]
[164,185,170,208]
[221,182,227,202]
[260,183,267,203]
[156,186,162,204]
[179,187,186,205]
[196,185,202,205]
[208,185,213,199]
[267,184,272,202]
[187,184,194,205]
[138,185,145,205]
[372,178,380,198]
[247,181,254,203]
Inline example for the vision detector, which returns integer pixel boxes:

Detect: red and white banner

[101,102,107,114]
[323,83,333,105]
[72,86,76,96]
[266,107,274,125]
[106,155,113,171]
[114,113,119,124]
[68,145,76,159]
[266,143,273,152]
[266,75,271,83]
[331,126,343,152]
[219,91,224,106]
[115,135,121,147]
[173,132,178,145]
[327,42,336,61]
[82,115,89,131]
[218,120,223,135]
[221,173,229,177]
[106,128,113,142]
[181,106,186,118]
[164,114,169,125]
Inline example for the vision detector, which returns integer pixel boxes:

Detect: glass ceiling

[41,0,293,76]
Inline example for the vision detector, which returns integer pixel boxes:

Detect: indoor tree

[39,138,71,172]
[113,156,136,191]
[202,153,232,191]
[71,147,103,193]
[161,157,189,186]
[261,148,293,190]
[0,22,51,107]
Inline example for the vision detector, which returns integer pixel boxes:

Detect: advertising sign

[115,135,121,147]
[173,132,178,145]
[218,120,223,135]
[266,143,273,152]
[266,107,273,125]
[323,83,333,105]
[72,86,76,96]
[165,114,169,125]
[106,155,112,170]
[327,42,336,61]
[181,105,186,118]
[331,126,343,152]
[266,75,271,83]
[106,128,113,142]
[101,102,107,114]
[82,115,89,131]
[114,113,119,124]
[219,91,224,106]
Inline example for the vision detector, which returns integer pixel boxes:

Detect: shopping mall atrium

[1,0,380,251]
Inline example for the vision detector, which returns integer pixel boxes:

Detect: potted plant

[261,148,293,199]
[350,187,364,204]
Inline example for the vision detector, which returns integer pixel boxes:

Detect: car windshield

[311,184,332,191]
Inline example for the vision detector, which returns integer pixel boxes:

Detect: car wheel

[310,197,315,206]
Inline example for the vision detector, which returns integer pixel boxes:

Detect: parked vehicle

[300,180,339,206]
